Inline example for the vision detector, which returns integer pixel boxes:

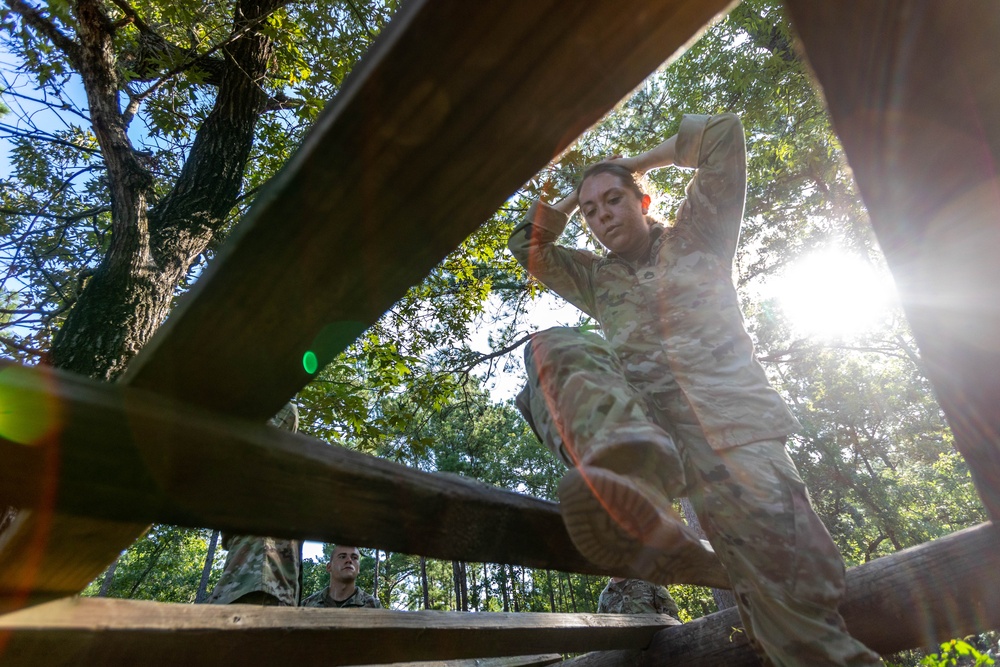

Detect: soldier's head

[327,545,361,583]
[576,163,654,262]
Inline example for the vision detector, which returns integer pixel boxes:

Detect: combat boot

[558,422,717,585]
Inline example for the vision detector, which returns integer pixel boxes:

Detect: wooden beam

[0,360,731,613]
[783,0,1000,520]
[0,0,736,609]
[0,600,680,667]
[558,522,1000,665]
[364,655,563,667]
[5,523,1000,665]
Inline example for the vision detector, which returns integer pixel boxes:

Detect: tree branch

[6,0,82,67]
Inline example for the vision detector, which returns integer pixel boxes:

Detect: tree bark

[680,498,736,611]
[420,556,430,610]
[194,529,220,603]
[373,549,380,598]
[97,555,120,597]
[546,570,556,613]
[49,0,288,380]
[460,561,469,612]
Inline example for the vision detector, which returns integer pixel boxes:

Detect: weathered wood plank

[0,0,735,610]
[557,522,1000,666]
[5,523,1000,665]
[0,600,679,667]
[783,0,1000,520]
[0,360,731,613]
[364,655,563,667]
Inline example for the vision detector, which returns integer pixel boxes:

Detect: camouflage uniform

[207,403,302,607]
[509,114,882,666]
[597,578,680,619]
[301,586,381,608]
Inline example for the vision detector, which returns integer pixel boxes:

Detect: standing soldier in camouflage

[598,577,680,620]
[206,403,302,606]
[302,545,381,608]
[509,112,882,666]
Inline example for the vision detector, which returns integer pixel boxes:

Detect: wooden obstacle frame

[3,0,1000,664]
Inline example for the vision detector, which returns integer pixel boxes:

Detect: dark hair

[575,162,646,200]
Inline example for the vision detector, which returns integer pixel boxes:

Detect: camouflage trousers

[520,327,882,667]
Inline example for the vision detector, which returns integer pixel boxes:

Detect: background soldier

[301,545,381,608]
[206,403,302,606]
[597,577,680,620]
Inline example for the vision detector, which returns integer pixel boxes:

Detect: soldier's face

[328,546,361,582]
[579,172,651,261]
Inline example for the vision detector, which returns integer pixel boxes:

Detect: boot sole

[559,466,720,585]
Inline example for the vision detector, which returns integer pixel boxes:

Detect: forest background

[0,0,990,663]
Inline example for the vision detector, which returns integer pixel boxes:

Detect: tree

[83,525,218,602]
[0,0,399,377]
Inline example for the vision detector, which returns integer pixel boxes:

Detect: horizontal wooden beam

[0,0,735,609]
[5,523,999,665]
[0,360,730,613]
[784,0,1000,520]
[365,655,563,667]
[559,522,1000,665]
[0,600,679,667]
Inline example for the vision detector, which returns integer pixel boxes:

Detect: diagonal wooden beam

[783,0,1000,520]
[0,0,736,610]
[0,360,731,613]
[0,601,680,667]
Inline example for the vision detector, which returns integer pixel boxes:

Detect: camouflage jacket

[301,585,381,608]
[508,113,800,450]
[207,403,302,606]
[597,579,680,618]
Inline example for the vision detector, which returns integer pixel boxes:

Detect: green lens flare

[0,366,59,445]
[303,351,319,375]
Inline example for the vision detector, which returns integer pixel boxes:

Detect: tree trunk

[420,556,430,610]
[546,570,556,612]
[373,549,379,598]
[459,561,469,611]
[50,0,283,380]
[97,555,121,597]
[483,562,493,610]
[582,574,596,612]
[452,561,461,611]
[509,564,520,612]
[557,571,567,612]
[194,529,220,603]
[566,573,577,613]
[681,498,736,611]
[500,564,510,612]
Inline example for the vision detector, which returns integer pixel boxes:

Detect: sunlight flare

[772,248,896,340]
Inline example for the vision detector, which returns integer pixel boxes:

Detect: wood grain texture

[784,0,1000,520]
[363,655,563,667]
[0,600,679,667]
[0,360,732,611]
[3,522,999,664]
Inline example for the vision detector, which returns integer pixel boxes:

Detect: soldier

[301,545,381,608]
[597,577,680,620]
[206,403,302,606]
[509,113,882,666]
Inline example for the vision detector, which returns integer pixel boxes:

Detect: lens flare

[0,365,61,445]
